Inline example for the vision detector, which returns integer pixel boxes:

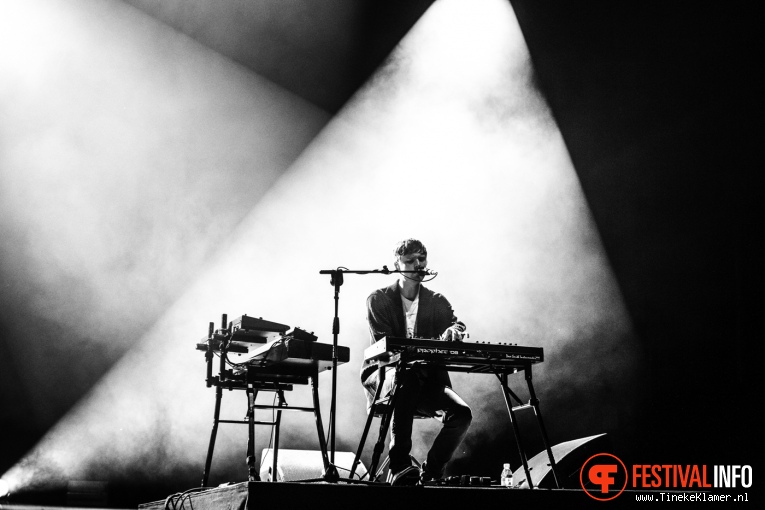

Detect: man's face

[397,250,428,282]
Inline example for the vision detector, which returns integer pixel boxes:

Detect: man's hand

[440,327,464,342]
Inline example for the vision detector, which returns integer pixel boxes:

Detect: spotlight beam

[3,0,637,498]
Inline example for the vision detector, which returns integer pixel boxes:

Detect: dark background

[1,0,758,505]
[511,0,757,465]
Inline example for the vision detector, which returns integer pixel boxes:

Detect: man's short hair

[394,238,427,259]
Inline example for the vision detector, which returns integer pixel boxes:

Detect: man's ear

[394,261,400,270]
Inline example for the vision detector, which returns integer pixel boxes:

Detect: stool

[350,363,431,482]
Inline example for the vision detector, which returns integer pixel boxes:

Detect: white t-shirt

[400,290,419,338]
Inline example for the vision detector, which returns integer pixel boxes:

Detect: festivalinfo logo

[579,453,752,502]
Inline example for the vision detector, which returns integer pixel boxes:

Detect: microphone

[418,268,437,276]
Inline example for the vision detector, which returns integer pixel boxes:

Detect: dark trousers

[363,366,472,476]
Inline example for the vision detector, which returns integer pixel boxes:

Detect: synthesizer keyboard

[364,336,543,373]
[246,338,349,372]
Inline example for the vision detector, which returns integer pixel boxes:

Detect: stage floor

[137,481,593,510]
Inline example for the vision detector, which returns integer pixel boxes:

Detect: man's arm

[366,291,395,342]
[435,293,466,342]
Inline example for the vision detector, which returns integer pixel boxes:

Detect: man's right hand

[440,327,464,342]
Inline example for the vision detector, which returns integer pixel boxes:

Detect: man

[361,238,472,486]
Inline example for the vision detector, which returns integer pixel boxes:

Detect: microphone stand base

[322,465,340,483]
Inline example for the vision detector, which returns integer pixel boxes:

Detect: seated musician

[361,238,472,486]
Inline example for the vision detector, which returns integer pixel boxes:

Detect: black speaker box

[511,432,612,489]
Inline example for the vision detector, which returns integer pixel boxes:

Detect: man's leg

[418,384,472,479]
[387,368,422,474]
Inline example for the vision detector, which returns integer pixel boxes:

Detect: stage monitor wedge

[512,433,612,489]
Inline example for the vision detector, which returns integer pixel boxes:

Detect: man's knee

[460,405,473,426]
[446,404,472,428]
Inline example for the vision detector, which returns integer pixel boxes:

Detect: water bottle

[500,463,513,487]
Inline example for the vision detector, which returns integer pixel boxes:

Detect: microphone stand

[318,266,432,482]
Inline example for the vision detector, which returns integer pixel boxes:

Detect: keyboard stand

[351,353,560,488]
[496,364,560,489]
[200,324,334,486]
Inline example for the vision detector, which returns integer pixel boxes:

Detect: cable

[163,486,211,510]
[225,336,286,370]
[266,392,277,450]
[400,272,438,283]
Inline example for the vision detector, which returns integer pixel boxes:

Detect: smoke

[3,0,639,493]
[0,0,328,430]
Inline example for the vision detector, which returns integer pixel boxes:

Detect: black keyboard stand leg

[201,384,223,487]
[526,369,560,488]
[368,401,394,482]
[270,390,284,482]
[367,368,399,482]
[499,372,534,488]
[246,385,261,482]
[310,373,339,482]
[350,412,374,480]
[351,371,385,480]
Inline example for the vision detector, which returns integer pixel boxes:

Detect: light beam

[2,0,640,496]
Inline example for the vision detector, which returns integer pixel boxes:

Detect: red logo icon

[580,453,628,501]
